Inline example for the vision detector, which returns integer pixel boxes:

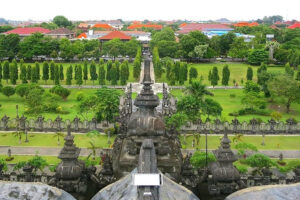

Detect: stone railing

[0,115,114,133]
[180,119,300,135]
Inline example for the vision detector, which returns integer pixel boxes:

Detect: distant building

[177,23,233,37]
[76,30,151,43]
[233,22,259,27]
[99,30,131,42]
[91,24,113,30]
[78,23,89,30]
[46,28,75,39]
[127,24,163,30]
[288,23,300,29]
[2,27,50,38]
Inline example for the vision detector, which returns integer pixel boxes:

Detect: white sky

[1,0,299,22]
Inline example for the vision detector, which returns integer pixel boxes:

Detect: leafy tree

[0,34,20,60]
[222,64,230,86]
[54,64,60,85]
[245,153,276,171]
[179,31,209,58]
[2,86,15,97]
[102,38,124,60]
[208,70,212,82]
[110,64,118,85]
[133,57,141,80]
[50,85,70,100]
[203,98,223,118]
[120,62,128,85]
[165,112,188,132]
[90,61,97,85]
[177,96,201,121]
[59,64,64,81]
[95,88,121,123]
[235,142,258,158]
[285,62,294,77]
[28,155,48,173]
[25,87,44,114]
[53,15,71,27]
[190,44,208,58]
[42,61,49,83]
[9,60,18,85]
[124,38,140,58]
[50,61,55,82]
[244,81,260,93]
[228,37,249,58]
[76,65,83,86]
[0,62,2,82]
[268,75,300,113]
[66,65,73,85]
[189,67,198,83]
[190,151,216,169]
[219,32,236,56]
[246,66,253,80]
[31,65,38,83]
[83,61,88,84]
[106,60,112,81]
[3,61,9,83]
[98,64,106,85]
[26,65,31,81]
[248,49,268,65]
[13,161,26,173]
[35,62,40,80]
[210,66,219,87]
[241,92,266,109]
[296,68,300,81]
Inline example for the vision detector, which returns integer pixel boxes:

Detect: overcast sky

[1,0,299,22]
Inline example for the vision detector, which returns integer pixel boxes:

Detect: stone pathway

[0,146,299,159]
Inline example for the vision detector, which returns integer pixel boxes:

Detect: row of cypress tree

[0,58,131,86]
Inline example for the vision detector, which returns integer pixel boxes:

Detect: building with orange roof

[179,23,187,28]
[127,24,163,30]
[233,22,259,27]
[77,33,87,39]
[91,24,113,30]
[99,30,131,41]
[288,23,300,29]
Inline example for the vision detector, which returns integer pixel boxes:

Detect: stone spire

[127,57,165,136]
[56,125,84,180]
[211,131,240,183]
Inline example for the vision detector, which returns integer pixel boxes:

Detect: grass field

[157,62,286,86]
[0,88,124,120]
[170,89,300,122]
[0,132,299,150]
[1,62,138,86]
[0,155,101,165]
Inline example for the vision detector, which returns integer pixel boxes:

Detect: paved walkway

[0,146,299,159]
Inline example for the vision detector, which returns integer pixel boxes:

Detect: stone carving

[111,55,183,181]
[0,181,76,200]
[209,131,240,195]
[36,115,44,131]
[1,115,9,130]
[55,125,86,193]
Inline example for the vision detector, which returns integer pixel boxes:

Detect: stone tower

[55,126,86,192]
[112,55,182,180]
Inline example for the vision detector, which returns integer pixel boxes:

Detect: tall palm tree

[185,81,213,99]
[53,132,65,145]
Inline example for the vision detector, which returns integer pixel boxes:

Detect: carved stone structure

[54,125,87,193]
[209,131,240,195]
[112,55,183,181]
[92,139,199,200]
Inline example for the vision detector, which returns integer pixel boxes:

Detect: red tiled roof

[288,23,300,29]
[78,23,89,28]
[233,22,259,27]
[47,28,74,35]
[77,33,87,39]
[3,27,50,35]
[92,24,113,29]
[94,30,147,35]
[127,24,163,30]
[99,31,131,40]
[177,23,233,34]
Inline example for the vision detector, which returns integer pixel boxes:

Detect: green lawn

[0,155,100,165]
[0,88,123,120]
[1,62,138,86]
[170,89,300,122]
[0,132,114,148]
[157,62,285,86]
[1,132,299,150]
[181,135,300,150]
